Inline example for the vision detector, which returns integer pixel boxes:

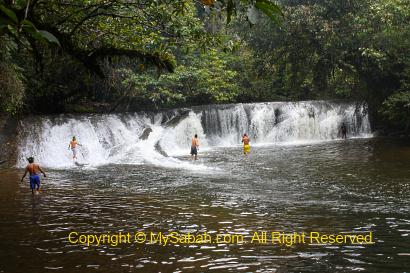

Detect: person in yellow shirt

[242,133,251,155]
[68,136,82,160]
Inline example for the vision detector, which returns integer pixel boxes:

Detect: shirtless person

[20,157,46,194]
[191,134,199,160]
[242,133,251,155]
[68,136,82,160]
[341,122,347,139]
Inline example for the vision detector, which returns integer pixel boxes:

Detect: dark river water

[1,138,410,273]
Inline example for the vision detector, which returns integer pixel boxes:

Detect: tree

[236,0,410,131]
[0,0,283,114]
[1,0,282,77]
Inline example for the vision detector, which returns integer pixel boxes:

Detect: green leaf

[21,19,61,46]
[38,30,61,46]
[21,19,38,32]
[6,24,19,39]
[0,4,18,24]
[255,0,283,15]
[25,28,43,41]
[254,0,283,23]
[21,19,43,40]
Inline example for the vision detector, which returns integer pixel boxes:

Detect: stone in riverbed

[139,127,153,140]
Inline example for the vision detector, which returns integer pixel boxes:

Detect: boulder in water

[140,127,153,140]
[154,141,168,157]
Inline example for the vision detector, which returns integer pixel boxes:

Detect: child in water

[20,157,46,194]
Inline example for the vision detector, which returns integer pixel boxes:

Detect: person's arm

[20,167,28,182]
[38,165,46,177]
[68,143,71,149]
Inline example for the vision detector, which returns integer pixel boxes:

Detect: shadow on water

[0,138,409,272]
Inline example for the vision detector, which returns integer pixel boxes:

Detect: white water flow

[17,101,372,169]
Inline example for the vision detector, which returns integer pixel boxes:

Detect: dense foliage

[0,0,409,133]
[237,0,410,132]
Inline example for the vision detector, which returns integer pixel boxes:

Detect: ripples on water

[1,138,410,272]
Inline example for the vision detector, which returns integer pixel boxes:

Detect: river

[0,101,409,272]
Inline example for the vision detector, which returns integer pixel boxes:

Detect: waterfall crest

[17,101,372,168]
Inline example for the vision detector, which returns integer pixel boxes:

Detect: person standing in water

[20,157,46,194]
[341,123,347,139]
[68,136,82,160]
[191,134,199,160]
[242,133,251,155]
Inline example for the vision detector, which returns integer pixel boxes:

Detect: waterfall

[16,101,372,168]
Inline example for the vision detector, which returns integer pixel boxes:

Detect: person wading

[20,157,46,194]
[242,133,251,155]
[68,136,82,160]
[191,134,199,160]
[341,123,347,139]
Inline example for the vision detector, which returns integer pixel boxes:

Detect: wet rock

[164,110,190,127]
[0,115,18,168]
[154,141,168,157]
[139,127,153,140]
[372,130,384,137]
[274,108,281,125]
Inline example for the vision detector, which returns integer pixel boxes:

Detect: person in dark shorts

[191,134,199,160]
[20,157,46,194]
[341,122,347,139]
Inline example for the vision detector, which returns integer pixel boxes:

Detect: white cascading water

[16,101,372,169]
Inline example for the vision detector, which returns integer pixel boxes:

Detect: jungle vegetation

[0,0,409,133]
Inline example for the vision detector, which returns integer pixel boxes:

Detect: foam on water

[16,101,372,170]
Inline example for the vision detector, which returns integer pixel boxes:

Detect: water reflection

[0,138,409,272]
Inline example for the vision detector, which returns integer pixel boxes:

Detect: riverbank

[0,115,17,168]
